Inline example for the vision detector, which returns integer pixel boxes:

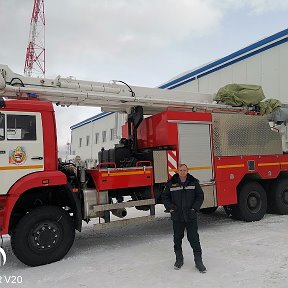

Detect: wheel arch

[236,173,262,191]
[277,171,288,179]
[6,174,82,234]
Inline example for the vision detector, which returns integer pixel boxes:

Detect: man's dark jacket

[162,173,204,222]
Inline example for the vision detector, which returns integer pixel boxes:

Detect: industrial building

[70,112,126,166]
[160,28,288,103]
[70,28,288,162]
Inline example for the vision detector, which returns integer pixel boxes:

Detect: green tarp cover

[214,84,282,115]
[214,84,265,106]
[258,99,282,115]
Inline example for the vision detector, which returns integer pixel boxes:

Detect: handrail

[98,162,116,170]
[136,161,152,167]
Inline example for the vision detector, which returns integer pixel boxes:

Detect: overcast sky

[0,0,287,150]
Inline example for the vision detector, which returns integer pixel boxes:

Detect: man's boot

[174,250,184,270]
[194,252,207,273]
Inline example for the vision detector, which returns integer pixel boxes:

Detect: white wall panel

[202,72,221,94]
[219,66,233,87]
[246,54,262,85]
[198,76,209,94]
[232,61,247,83]
[279,44,288,103]
[175,42,288,104]
[261,48,280,99]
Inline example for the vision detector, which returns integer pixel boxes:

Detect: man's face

[178,165,188,178]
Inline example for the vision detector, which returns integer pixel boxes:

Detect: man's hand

[164,204,176,213]
[164,208,175,213]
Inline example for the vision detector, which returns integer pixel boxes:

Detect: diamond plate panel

[212,113,282,156]
[153,151,168,183]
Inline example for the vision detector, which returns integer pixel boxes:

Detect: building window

[110,128,115,141]
[95,132,99,144]
[79,137,82,147]
[102,131,107,143]
[86,135,90,146]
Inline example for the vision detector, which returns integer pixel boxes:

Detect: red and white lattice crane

[24,0,45,78]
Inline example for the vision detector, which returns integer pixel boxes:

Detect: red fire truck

[0,65,287,267]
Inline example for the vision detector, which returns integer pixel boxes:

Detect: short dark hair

[178,163,188,169]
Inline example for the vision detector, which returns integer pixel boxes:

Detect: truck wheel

[237,182,267,222]
[269,179,288,214]
[11,206,75,266]
[200,207,218,214]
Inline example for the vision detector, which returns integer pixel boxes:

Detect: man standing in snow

[162,164,206,273]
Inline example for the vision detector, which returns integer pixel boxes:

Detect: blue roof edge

[70,112,113,130]
[159,28,288,89]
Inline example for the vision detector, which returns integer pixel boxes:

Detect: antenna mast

[24,0,46,77]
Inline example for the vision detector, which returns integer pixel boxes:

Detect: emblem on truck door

[9,146,27,165]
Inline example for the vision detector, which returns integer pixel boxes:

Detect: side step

[93,199,155,212]
[94,215,155,230]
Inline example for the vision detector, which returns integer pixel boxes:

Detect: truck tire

[11,206,75,267]
[200,207,218,214]
[237,182,267,222]
[269,179,288,214]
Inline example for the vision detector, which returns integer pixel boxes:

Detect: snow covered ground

[1,207,288,288]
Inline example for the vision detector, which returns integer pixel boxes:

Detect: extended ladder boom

[0,64,239,114]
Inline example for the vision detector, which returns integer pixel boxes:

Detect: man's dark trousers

[173,220,202,253]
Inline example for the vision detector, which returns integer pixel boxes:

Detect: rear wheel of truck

[237,182,267,222]
[269,179,288,214]
[11,205,75,267]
